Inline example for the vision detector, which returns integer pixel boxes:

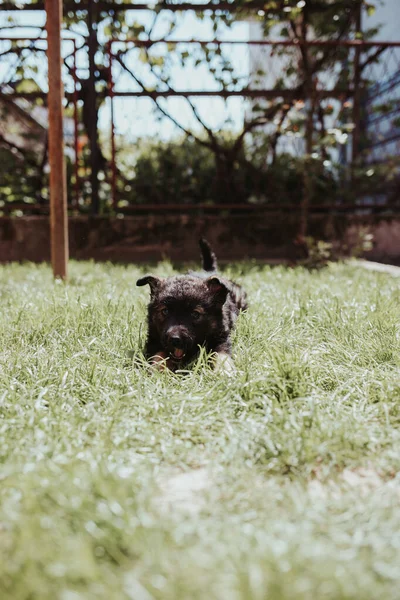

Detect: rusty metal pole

[72,40,80,209]
[87,0,100,214]
[107,41,118,210]
[45,0,69,279]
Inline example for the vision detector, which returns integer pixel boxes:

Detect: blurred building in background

[362,0,400,166]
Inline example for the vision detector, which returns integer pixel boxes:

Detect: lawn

[1,260,400,600]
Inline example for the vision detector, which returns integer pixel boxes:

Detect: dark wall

[0,214,399,264]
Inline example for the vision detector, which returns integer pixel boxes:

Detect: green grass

[1,260,400,600]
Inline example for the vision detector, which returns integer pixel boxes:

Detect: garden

[1,1,400,597]
[1,260,400,599]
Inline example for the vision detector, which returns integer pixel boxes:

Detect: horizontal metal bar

[110,38,400,48]
[1,88,352,100]
[1,35,399,49]
[4,0,400,30]
[0,36,77,42]
[1,2,46,9]
[2,203,400,214]
[113,203,400,213]
[0,91,77,101]
[0,1,358,13]
[0,2,254,11]
[0,203,49,212]
[110,89,353,98]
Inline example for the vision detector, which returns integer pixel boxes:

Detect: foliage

[1,260,400,598]
[0,146,46,208]
[0,0,394,219]
[0,146,76,211]
[115,134,398,209]
[116,137,216,206]
[299,237,334,269]
[114,135,344,206]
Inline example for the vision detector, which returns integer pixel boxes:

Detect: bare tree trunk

[297,7,314,251]
[298,93,315,244]
[214,152,239,203]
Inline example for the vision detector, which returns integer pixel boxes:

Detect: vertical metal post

[108,41,117,210]
[72,40,80,209]
[45,0,69,279]
[352,1,363,167]
[87,0,100,214]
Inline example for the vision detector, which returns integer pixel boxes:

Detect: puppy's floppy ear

[136,275,162,295]
[206,276,228,305]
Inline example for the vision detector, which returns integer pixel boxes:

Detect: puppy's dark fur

[137,239,247,371]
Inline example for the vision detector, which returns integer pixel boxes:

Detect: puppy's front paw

[214,352,235,376]
[149,351,169,372]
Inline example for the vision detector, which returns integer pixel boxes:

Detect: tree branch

[0,132,41,167]
[359,46,387,72]
[232,102,284,156]
[114,53,214,149]
[140,44,220,148]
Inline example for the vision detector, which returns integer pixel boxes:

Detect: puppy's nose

[170,335,183,349]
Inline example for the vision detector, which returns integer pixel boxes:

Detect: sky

[1,1,399,150]
[0,7,251,143]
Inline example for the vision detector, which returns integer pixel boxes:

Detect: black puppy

[136,239,247,372]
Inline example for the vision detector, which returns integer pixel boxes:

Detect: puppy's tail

[199,238,217,272]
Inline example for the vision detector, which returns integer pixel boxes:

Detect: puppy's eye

[192,310,202,321]
[160,307,169,317]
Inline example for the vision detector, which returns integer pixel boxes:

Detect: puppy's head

[137,274,228,363]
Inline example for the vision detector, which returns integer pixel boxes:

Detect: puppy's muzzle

[165,329,191,361]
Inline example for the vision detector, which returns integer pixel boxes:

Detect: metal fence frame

[1,35,400,213]
[106,37,400,212]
